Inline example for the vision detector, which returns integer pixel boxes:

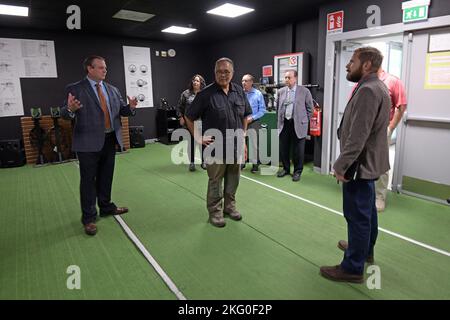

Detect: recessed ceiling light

[207,3,254,18]
[162,26,197,35]
[113,9,154,22]
[0,4,29,17]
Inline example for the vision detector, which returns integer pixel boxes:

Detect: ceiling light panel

[0,4,29,17]
[207,3,254,18]
[162,26,197,35]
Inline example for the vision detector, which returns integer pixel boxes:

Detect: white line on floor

[239,173,450,258]
[114,215,187,300]
[72,161,186,300]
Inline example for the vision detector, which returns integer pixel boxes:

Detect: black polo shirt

[186,81,252,163]
[186,81,252,134]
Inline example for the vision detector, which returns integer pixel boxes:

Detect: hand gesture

[128,96,138,109]
[67,93,82,112]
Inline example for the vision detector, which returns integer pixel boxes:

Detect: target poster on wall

[123,46,154,108]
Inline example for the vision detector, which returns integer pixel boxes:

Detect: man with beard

[320,47,390,283]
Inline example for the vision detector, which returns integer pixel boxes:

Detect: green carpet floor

[1,142,449,299]
[0,162,175,300]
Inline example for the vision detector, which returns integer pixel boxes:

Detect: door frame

[321,15,450,177]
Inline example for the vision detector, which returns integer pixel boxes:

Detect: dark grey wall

[1,21,322,161]
[203,26,293,83]
[295,19,319,86]
[0,28,204,140]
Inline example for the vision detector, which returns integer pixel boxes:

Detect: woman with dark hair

[177,74,206,171]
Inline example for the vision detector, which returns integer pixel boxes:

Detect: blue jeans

[340,179,378,275]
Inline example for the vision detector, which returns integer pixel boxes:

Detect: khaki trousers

[375,131,392,203]
[206,163,240,217]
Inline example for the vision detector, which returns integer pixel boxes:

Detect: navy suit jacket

[61,78,135,152]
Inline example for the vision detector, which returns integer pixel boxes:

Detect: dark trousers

[77,132,117,225]
[188,133,204,164]
[341,179,378,275]
[279,119,305,174]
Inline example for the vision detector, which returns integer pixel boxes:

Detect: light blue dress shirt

[245,87,266,121]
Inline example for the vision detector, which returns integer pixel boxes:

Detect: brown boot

[337,240,374,263]
[320,265,364,283]
[224,211,242,221]
[209,214,226,228]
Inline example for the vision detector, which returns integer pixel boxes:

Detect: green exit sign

[403,5,429,22]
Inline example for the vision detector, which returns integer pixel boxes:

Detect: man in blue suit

[61,55,138,236]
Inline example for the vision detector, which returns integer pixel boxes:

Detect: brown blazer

[333,73,391,180]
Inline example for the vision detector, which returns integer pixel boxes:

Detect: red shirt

[350,71,407,121]
[378,70,407,121]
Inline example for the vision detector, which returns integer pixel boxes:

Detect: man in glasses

[185,57,252,228]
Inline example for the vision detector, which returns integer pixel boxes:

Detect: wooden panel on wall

[21,116,130,164]
[121,117,130,150]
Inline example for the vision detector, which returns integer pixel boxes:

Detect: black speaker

[0,139,26,168]
[129,126,145,148]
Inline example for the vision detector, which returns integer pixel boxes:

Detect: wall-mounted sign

[273,52,304,85]
[424,52,450,90]
[402,0,430,23]
[429,32,450,52]
[262,65,273,77]
[123,46,154,108]
[327,11,344,34]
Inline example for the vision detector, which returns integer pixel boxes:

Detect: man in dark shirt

[185,57,252,227]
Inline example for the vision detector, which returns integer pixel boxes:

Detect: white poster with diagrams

[19,39,58,78]
[0,37,58,117]
[123,46,154,108]
[0,38,24,117]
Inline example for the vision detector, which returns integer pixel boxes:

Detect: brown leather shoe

[320,265,364,283]
[84,223,97,236]
[338,240,374,263]
[100,207,129,217]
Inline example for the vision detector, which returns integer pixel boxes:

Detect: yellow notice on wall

[425,52,450,89]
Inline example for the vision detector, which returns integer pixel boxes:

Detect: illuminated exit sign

[402,0,430,23]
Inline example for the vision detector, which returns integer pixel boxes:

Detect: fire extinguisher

[309,100,322,137]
